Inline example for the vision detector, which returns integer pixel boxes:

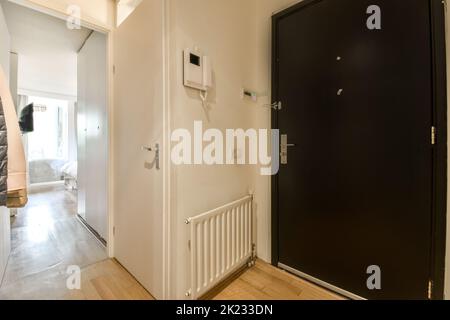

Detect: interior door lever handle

[286,144,296,147]
[142,144,160,170]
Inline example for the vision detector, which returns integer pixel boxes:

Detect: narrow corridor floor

[0,184,107,299]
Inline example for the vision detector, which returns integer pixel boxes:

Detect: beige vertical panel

[113,0,164,299]
[78,31,108,240]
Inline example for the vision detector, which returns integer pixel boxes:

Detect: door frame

[271,0,448,300]
[8,0,116,258]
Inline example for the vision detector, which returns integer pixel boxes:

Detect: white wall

[0,2,10,79]
[17,50,77,99]
[167,4,300,290]
[166,0,300,299]
[168,0,259,299]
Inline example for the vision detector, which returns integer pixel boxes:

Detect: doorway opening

[0,0,110,299]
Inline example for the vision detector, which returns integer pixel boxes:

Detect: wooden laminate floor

[214,260,343,300]
[64,258,341,300]
[65,259,154,300]
[0,185,340,300]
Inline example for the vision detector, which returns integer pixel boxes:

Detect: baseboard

[77,215,107,247]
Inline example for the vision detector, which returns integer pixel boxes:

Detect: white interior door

[113,0,165,299]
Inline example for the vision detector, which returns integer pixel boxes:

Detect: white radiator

[187,195,254,299]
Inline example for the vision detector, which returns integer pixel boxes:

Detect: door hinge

[113,65,116,75]
[431,126,436,145]
[113,226,116,236]
[428,280,433,300]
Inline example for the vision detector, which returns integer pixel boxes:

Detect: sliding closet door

[84,32,108,241]
[77,46,87,221]
[77,32,108,241]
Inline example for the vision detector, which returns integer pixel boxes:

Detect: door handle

[142,144,160,170]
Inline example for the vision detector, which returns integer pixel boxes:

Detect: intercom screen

[190,53,200,66]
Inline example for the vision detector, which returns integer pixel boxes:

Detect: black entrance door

[272,0,446,299]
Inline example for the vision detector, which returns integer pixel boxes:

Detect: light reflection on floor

[19,206,55,244]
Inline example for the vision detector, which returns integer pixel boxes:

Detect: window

[27,96,69,161]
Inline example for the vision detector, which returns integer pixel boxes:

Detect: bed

[61,161,78,190]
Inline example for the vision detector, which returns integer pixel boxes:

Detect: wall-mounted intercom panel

[183,48,212,91]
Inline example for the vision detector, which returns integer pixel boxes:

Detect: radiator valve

[247,243,257,267]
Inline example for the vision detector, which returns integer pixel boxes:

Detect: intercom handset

[183,49,212,91]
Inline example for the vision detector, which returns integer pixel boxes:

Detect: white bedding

[61,161,77,179]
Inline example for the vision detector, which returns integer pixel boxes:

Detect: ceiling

[0,0,92,98]
[1,0,91,54]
